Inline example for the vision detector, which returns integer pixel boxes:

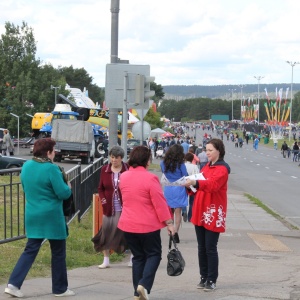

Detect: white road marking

[291,176,297,179]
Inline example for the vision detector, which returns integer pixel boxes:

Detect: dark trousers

[188,195,194,222]
[124,230,162,297]
[8,238,68,294]
[195,225,220,283]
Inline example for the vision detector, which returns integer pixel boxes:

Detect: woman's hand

[167,224,176,236]
[185,178,196,188]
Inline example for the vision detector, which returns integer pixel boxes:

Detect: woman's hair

[128,146,151,168]
[109,145,125,158]
[188,147,194,154]
[33,138,56,158]
[163,144,184,173]
[206,138,225,160]
[184,152,194,163]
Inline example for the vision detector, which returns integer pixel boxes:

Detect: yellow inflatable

[32,113,53,130]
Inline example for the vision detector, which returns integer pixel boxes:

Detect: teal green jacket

[21,160,72,240]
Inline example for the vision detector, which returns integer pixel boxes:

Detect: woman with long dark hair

[160,144,188,243]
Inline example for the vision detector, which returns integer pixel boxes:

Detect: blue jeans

[195,225,220,283]
[124,230,162,297]
[8,238,68,294]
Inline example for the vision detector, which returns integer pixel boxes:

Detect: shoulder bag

[167,235,185,276]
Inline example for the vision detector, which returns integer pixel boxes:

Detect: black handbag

[167,235,185,276]
[58,165,75,217]
[63,192,75,217]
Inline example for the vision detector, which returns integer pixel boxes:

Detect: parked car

[0,154,27,175]
[127,139,140,155]
[13,137,35,148]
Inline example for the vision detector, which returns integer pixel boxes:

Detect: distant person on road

[4,138,74,298]
[198,147,209,170]
[181,139,190,154]
[185,138,230,292]
[281,141,288,158]
[292,141,299,162]
[2,129,14,156]
[91,146,129,269]
[273,136,278,150]
[253,136,259,151]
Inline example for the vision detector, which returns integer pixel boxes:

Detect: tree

[150,82,164,105]
[0,21,40,135]
[58,66,104,106]
[144,107,164,129]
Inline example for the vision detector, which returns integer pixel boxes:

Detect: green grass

[0,209,124,285]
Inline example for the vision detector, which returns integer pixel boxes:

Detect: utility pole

[51,85,60,105]
[286,61,300,140]
[228,89,236,120]
[108,0,120,149]
[254,76,264,124]
[237,85,246,121]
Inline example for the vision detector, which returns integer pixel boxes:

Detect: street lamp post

[238,84,246,121]
[10,113,19,155]
[228,89,236,120]
[286,61,300,140]
[51,85,61,105]
[254,76,264,125]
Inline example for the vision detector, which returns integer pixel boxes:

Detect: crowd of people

[4,123,231,300]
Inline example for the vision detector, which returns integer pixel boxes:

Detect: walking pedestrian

[4,138,74,298]
[118,146,176,300]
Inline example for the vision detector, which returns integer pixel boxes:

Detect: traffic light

[135,74,155,105]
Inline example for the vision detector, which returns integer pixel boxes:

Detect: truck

[51,119,95,164]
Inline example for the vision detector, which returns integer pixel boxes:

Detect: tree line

[158,93,300,124]
[0,21,104,137]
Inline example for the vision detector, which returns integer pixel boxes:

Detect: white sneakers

[98,263,110,269]
[54,289,75,297]
[4,285,24,298]
[137,285,149,300]
[5,285,75,298]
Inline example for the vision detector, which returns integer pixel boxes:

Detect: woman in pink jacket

[118,146,176,300]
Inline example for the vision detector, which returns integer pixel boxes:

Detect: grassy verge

[0,209,125,285]
[245,193,298,230]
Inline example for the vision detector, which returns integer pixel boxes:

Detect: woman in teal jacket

[4,138,75,298]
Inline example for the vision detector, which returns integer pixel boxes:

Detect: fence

[0,157,107,245]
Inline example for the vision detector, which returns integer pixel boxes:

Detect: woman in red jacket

[92,145,129,269]
[118,146,176,300]
[185,138,230,292]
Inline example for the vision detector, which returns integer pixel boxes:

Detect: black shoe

[204,281,216,291]
[197,278,206,289]
[173,232,180,243]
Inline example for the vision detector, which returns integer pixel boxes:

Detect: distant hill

[162,84,300,100]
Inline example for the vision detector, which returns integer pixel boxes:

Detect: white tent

[149,128,166,138]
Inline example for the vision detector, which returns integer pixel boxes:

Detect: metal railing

[0,157,107,244]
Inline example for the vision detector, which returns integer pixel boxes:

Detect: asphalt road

[190,125,300,228]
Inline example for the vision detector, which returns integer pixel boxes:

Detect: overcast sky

[1,0,300,88]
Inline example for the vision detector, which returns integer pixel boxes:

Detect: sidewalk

[1,169,300,299]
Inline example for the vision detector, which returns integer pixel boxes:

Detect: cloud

[1,0,300,87]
